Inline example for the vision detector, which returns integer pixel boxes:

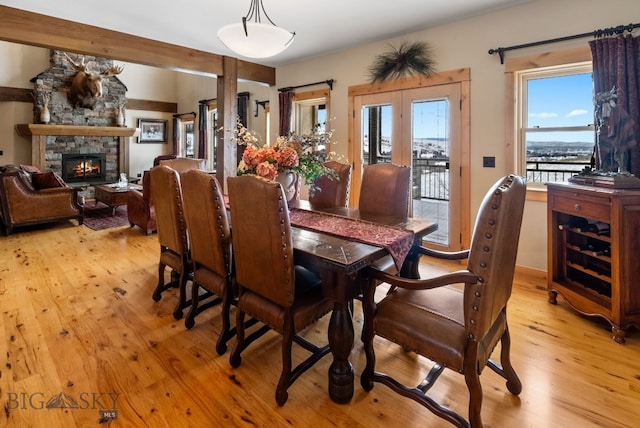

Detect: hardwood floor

[1,221,639,427]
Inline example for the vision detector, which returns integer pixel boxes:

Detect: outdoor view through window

[523,67,594,184]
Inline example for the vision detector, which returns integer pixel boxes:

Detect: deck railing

[412,158,590,201]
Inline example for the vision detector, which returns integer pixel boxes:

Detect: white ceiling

[0,0,531,67]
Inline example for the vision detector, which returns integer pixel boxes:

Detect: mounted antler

[64,52,124,109]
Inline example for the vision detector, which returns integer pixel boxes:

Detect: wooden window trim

[504,46,592,202]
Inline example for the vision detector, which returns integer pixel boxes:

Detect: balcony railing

[526,160,590,184]
[411,158,590,201]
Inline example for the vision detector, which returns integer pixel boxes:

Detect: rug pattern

[82,202,130,231]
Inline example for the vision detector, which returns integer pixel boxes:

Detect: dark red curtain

[589,34,640,176]
[198,101,208,159]
[279,91,295,136]
[171,115,179,155]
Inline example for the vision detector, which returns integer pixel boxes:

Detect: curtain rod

[278,79,334,92]
[172,111,196,118]
[488,23,639,64]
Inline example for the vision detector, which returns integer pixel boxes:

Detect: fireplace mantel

[15,124,140,175]
[15,124,139,138]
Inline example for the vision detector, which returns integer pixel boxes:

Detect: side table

[94,183,142,216]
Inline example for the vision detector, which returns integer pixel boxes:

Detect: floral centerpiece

[235,121,338,196]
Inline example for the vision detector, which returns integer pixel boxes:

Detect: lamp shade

[217,22,294,59]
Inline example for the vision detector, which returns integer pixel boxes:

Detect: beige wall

[274,0,639,271]
[1,0,638,272]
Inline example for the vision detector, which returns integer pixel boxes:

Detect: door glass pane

[412,99,449,246]
[362,104,392,165]
[183,121,195,158]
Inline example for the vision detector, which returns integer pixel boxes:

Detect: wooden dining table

[288,201,438,403]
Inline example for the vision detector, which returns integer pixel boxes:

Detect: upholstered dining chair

[227,175,333,406]
[149,165,192,320]
[358,163,411,218]
[308,160,352,209]
[159,157,207,173]
[360,174,526,428]
[180,169,234,354]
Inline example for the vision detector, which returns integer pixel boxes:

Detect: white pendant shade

[217,22,294,59]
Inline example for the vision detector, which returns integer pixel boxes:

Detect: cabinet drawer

[551,192,610,222]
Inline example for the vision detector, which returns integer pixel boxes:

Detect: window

[505,45,595,197]
[515,62,594,186]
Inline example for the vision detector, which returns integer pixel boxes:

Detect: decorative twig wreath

[368,41,436,82]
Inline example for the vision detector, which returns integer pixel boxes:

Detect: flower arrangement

[235,121,338,194]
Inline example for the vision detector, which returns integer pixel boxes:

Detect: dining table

[287,201,438,404]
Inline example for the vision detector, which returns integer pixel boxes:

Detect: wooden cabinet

[547,182,640,343]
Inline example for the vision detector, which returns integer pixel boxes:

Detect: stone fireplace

[21,50,130,181]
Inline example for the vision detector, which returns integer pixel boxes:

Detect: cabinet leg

[548,290,558,305]
[611,326,626,344]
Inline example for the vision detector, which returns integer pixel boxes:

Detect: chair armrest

[365,265,479,291]
[415,245,470,260]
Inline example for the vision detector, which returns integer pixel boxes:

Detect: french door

[352,83,465,251]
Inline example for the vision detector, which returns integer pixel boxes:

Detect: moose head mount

[64,53,124,109]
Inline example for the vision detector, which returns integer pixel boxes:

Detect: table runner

[288,208,414,270]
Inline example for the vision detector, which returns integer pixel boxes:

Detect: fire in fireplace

[61,154,107,183]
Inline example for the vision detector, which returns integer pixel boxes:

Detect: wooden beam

[127,99,178,113]
[0,86,178,113]
[0,86,32,102]
[0,5,275,86]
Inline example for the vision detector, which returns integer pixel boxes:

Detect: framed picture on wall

[138,119,167,143]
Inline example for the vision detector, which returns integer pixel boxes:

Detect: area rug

[82,202,130,231]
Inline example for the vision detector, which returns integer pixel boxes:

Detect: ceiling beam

[0,5,275,86]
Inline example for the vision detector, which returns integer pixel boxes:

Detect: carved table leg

[328,299,354,403]
[321,270,356,404]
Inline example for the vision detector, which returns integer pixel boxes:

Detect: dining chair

[308,160,352,209]
[180,170,234,354]
[358,163,411,218]
[227,175,333,406]
[149,165,191,319]
[159,157,207,173]
[360,174,526,428]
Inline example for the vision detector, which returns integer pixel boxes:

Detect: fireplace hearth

[62,153,107,183]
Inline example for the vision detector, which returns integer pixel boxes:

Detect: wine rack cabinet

[547,182,640,343]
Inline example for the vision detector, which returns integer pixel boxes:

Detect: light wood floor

[1,221,639,427]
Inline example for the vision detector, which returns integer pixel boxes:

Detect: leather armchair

[360,175,527,427]
[0,165,83,235]
[128,157,206,234]
[127,170,155,235]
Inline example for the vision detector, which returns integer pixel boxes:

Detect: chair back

[149,165,188,255]
[181,170,231,280]
[358,163,411,217]
[153,154,177,166]
[159,157,207,173]
[309,161,352,209]
[464,174,526,341]
[227,175,295,308]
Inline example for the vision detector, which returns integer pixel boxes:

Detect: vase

[40,105,50,124]
[116,106,124,127]
[276,171,298,203]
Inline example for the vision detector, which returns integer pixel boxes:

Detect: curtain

[171,115,179,155]
[279,91,295,136]
[198,101,208,159]
[590,34,640,176]
[237,92,250,165]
